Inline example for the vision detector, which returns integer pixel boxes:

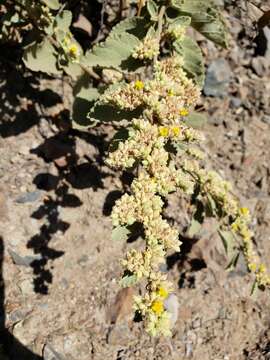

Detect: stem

[137,0,145,16]
[154,5,166,64]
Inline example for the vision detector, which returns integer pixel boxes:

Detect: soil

[0,1,270,360]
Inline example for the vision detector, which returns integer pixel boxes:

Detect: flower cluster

[231,208,270,288]
[101,56,200,124]
[132,35,160,60]
[105,60,204,334]
[61,34,81,62]
[104,32,270,337]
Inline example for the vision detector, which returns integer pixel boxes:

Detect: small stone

[8,248,42,267]
[8,309,29,324]
[251,57,267,77]
[77,254,88,266]
[19,279,34,295]
[261,115,270,124]
[230,96,242,108]
[204,58,232,97]
[107,323,132,346]
[54,156,68,168]
[18,145,29,156]
[43,344,67,360]
[15,191,42,204]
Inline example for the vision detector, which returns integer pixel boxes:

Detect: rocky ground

[0,1,270,359]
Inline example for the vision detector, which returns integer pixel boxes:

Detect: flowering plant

[3,0,269,337]
[78,0,270,337]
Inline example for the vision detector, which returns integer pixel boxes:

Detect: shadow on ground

[0,237,42,359]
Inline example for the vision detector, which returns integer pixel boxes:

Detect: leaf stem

[154,5,166,63]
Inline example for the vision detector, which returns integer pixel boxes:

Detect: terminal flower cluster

[101,56,200,124]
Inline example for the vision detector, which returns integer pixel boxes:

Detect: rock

[203,59,232,97]
[8,248,42,267]
[251,57,268,77]
[54,156,68,168]
[107,287,134,324]
[107,323,133,346]
[19,279,34,295]
[15,191,42,204]
[263,27,270,58]
[261,115,270,124]
[164,294,179,328]
[230,96,242,108]
[8,308,30,324]
[0,191,8,220]
[43,344,67,360]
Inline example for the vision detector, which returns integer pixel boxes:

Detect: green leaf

[120,273,137,288]
[147,0,159,21]
[83,32,140,68]
[88,103,143,124]
[205,194,217,216]
[62,61,83,80]
[83,17,148,69]
[171,0,228,48]
[109,128,130,152]
[112,226,130,241]
[226,252,240,270]
[55,10,72,34]
[23,38,60,75]
[72,74,100,126]
[110,17,148,38]
[218,229,235,254]
[41,0,60,10]
[250,279,257,295]
[184,112,207,128]
[188,217,202,237]
[168,15,191,28]
[173,35,205,86]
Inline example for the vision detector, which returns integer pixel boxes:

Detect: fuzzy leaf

[171,0,228,48]
[55,10,72,33]
[174,35,204,86]
[226,252,240,270]
[62,61,83,80]
[88,103,143,124]
[120,274,137,288]
[218,230,235,255]
[168,15,191,28]
[147,0,159,21]
[41,0,60,10]
[184,112,207,128]
[23,39,60,75]
[112,226,130,241]
[83,33,140,68]
[83,17,148,69]
[188,217,202,237]
[72,74,100,126]
[109,128,130,152]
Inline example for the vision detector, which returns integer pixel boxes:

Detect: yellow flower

[168,89,175,97]
[68,44,80,58]
[151,300,164,315]
[158,286,168,298]
[134,80,144,90]
[240,227,251,240]
[171,126,180,137]
[240,207,249,216]
[159,127,169,137]
[231,222,238,232]
[179,108,189,117]
[248,263,257,272]
[258,264,266,273]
